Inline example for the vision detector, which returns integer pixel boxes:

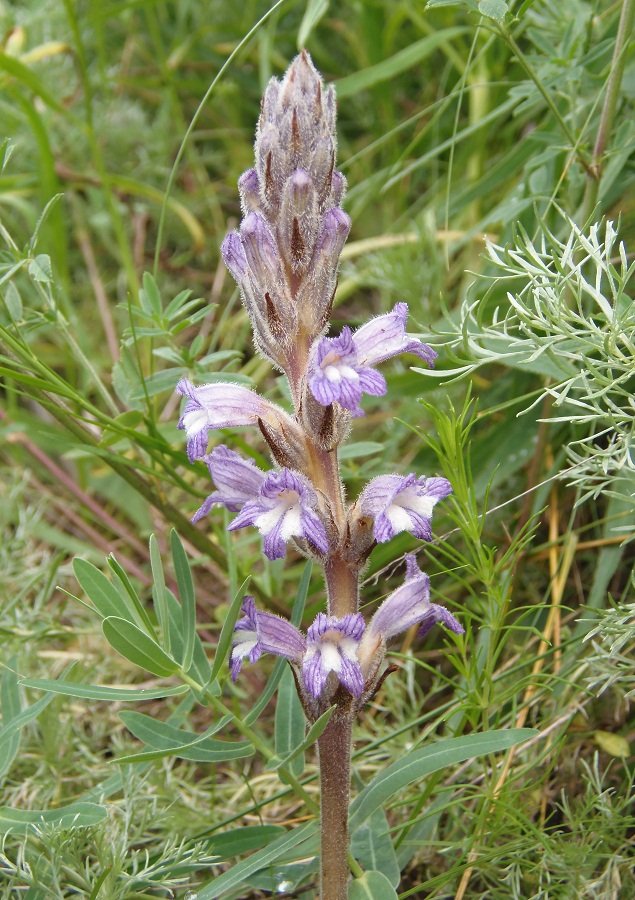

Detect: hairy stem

[317,714,353,900]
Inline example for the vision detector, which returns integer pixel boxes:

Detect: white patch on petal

[339,365,359,382]
[320,642,342,675]
[340,637,361,661]
[254,506,285,534]
[280,505,302,541]
[396,487,437,518]
[182,408,209,435]
[386,504,415,534]
[324,365,342,383]
[232,635,258,657]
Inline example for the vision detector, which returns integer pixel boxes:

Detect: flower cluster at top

[177,52,462,717]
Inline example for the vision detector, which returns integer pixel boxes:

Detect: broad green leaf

[266,705,334,772]
[211,825,286,858]
[149,534,170,656]
[336,29,466,98]
[338,441,384,460]
[19,678,188,702]
[351,808,400,888]
[349,871,398,900]
[117,711,253,762]
[3,282,22,320]
[479,0,508,19]
[0,658,21,778]
[73,558,130,621]
[195,822,317,899]
[27,254,52,283]
[297,0,328,48]
[0,802,108,835]
[102,617,180,678]
[349,729,537,832]
[209,576,251,685]
[274,666,306,779]
[170,530,196,672]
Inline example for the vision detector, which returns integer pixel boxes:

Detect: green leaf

[349,729,537,832]
[18,678,188,702]
[478,0,508,19]
[0,690,57,754]
[3,282,22,320]
[170,530,196,672]
[274,666,307,779]
[338,441,384,460]
[209,576,251,685]
[0,802,108,835]
[73,558,130,621]
[195,822,318,899]
[266,705,334,772]
[118,711,253,762]
[351,808,400,888]
[27,254,52,283]
[335,29,466,98]
[0,658,22,779]
[211,825,286,858]
[140,271,162,316]
[0,52,68,114]
[149,534,170,656]
[297,0,329,48]
[107,555,156,636]
[349,871,398,900]
[102,617,180,678]
[165,589,212,688]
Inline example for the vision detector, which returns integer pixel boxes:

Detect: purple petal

[300,509,329,554]
[302,651,329,699]
[256,611,306,660]
[221,231,248,282]
[352,303,436,368]
[337,655,364,698]
[309,370,341,406]
[357,367,387,397]
[204,445,266,510]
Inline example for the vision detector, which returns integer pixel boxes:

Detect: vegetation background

[0,0,633,897]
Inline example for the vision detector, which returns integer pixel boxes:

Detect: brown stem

[317,714,353,900]
[324,553,359,618]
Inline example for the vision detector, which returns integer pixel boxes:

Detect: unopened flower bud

[238,168,261,213]
[241,212,279,282]
[221,231,248,283]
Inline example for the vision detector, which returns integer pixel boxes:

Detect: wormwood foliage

[0,0,634,898]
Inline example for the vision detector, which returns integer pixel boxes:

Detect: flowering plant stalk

[178,52,462,898]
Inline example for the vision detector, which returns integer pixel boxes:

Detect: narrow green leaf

[211,825,285,858]
[266,705,334,772]
[170,530,196,672]
[335,29,466,98]
[0,658,21,778]
[73,558,130,621]
[0,802,108,835]
[274,666,307,779]
[0,52,68,115]
[349,729,538,832]
[195,822,318,900]
[117,711,253,763]
[141,271,162,315]
[351,808,400,888]
[149,534,170,656]
[0,690,56,753]
[210,576,251,685]
[19,678,188,702]
[297,0,329,48]
[349,871,398,900]
[102,616,180,678]
[165,588,212,688]
[107,555,156,635]
[338,441,384,460]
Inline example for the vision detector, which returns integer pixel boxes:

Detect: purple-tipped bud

[238,168,261,213]
[289,168,312,212]
[330,171,347,207]
[316,208,351,258]
[241,212,279,280]
[221,231,248,282]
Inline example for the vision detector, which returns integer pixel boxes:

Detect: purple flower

[230,596,306,682]
[176,379,295,463]
[363,554,463,653]
[191,445,266,522]
[191,446,328,559]
[359,473,452,543]
[229,602,366,700]
[302,613,366,699]
[308,303,436,415]
[230,468,329,560]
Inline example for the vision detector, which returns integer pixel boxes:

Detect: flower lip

[359,473,452,543]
